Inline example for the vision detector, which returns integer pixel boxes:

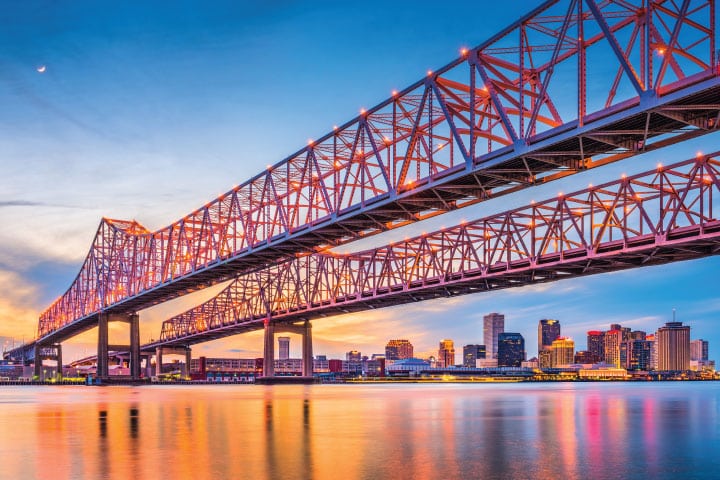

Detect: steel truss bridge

[6,0,720,379]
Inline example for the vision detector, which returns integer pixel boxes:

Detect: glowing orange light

[621,173,627,179]
[460,48,468,56]
[697,151,703,158]
[558,192,564,197]
[427,69,433,76]
[383,136,391,143]
[333,125,338,131]
[656,47,666,55]
[588,183,593,188]
[391,90,398,96]
[334,161,342,169]
[360,108,366,115]
[308,139,314,146]
[657,162,663,170]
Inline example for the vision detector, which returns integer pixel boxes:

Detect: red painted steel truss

[155,151,720,346]
[40,0,719,339]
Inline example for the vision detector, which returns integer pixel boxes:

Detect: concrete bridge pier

[33,344,63,380]
[97,313,141,380]
[262,319,313,379]
[154,346,192,379]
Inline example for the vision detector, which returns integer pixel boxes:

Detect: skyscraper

[385,339,414,360]
[278,337,290,360]
[624,339,653,371]
[550,337,575,367]
[463,344,486,367]
[604,328,623,367]
[484,313,505,359]
[438,339,455,368]
[587,331,605,363]
[657,322,691,371]
[690,339,709,361]
[497,332,525,367]
[538,319,561,355]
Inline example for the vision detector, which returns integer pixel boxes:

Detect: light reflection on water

[0,382,718,479]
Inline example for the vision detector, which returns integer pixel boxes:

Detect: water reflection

[0,383,718,479]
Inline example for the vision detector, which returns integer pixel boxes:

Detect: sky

[2,1,720,364]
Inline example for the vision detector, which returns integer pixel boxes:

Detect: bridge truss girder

[153,151,720,347]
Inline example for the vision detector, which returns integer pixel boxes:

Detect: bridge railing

[40,0,718,338]
[159,151,720,342]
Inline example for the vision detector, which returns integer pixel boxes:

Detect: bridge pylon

[97,313,141,380]
[33,344,62,380]
[262,319,313,378]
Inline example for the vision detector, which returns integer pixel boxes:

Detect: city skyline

[2,1,720,363]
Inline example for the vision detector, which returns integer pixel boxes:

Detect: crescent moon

[37,65,46,73]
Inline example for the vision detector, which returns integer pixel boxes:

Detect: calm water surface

[1,382,718,479]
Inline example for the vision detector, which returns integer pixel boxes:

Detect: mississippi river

[1,382,718,479]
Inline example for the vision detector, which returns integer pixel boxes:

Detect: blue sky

[1,1,719,363]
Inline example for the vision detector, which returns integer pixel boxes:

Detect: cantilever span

[38,0,719,345]
[152,151,720,348]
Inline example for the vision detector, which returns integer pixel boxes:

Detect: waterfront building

[624,340,653,371]
[463,344,486,367]
[483,313,505,359]
[550,337,575,367]
[346,350,362,362]
[497,332,525,367]
[386,358,431,376]
[574,350,595,364]
[604,328,623,367]
[587,331,605,363]
[438,339,455,368]
[657,322,691,371]
[538,319,561,355]
[538,350,553,369]
[385,339,414,360]
[647,334,658,370]
[278,337,290,360]
[690,339,709,361]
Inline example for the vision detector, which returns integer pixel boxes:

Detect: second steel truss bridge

[151,151,720,348]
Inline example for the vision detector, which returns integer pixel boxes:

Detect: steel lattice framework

[39,0,720,342]
[153,152,720,347]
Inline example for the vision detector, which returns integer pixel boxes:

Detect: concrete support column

[55,344,63,380]
[129,314,140,380]
[263,320,275,377]
[302,320,313,377]
[184,347,192,379]
[155,347,163,377]
[97,313,109,380]
[34,345,42,379]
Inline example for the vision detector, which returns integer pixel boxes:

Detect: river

[0,382,718,479]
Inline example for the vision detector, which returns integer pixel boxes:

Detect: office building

[484,313,505,359]
[604,328,623,368]
[385,339,414,360]
[657,322,691,371]
[438,339,455,368]
[463,344,486,367]
[551,337,575,367]
[346,350,362,362]
[538,319,561,355]
[624,339,653,371]
[497,332,525,367]
[690,339,709,361]
[587,331,605,363]
[278,336,290,360]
